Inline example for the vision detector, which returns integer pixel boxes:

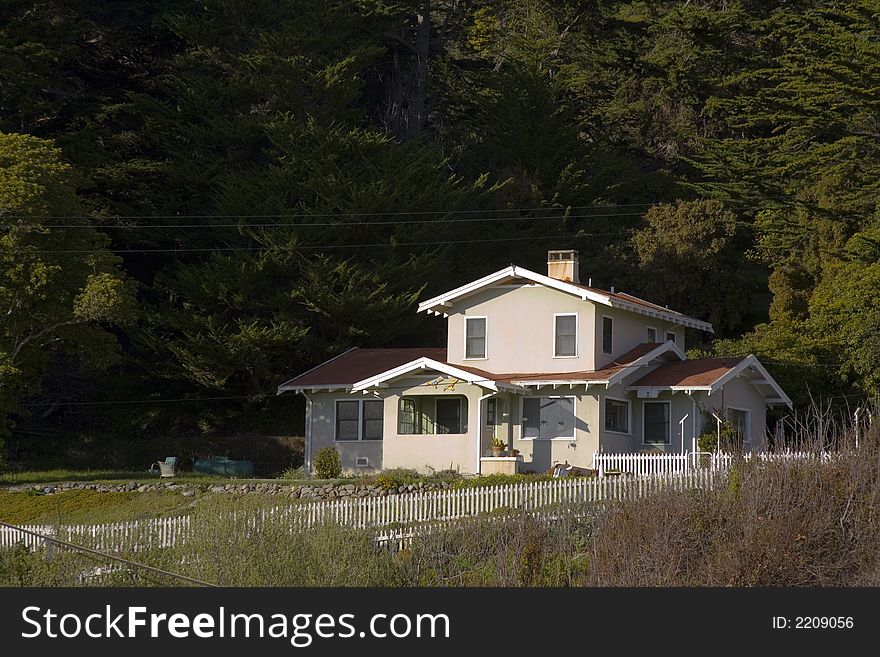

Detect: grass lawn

[0,489,208,525]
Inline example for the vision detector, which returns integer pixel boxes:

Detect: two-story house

[278,250,791,474]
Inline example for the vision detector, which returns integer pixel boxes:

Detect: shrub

[374,468,421,490]
[313,447,341,479]
[280,466,310,481]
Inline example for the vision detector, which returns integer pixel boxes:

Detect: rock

[181,490,195,498]
[137,485,150,493]
[43,486,54,494]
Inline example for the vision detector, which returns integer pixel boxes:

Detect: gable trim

[351,357,504,392]
[417,265,713,332]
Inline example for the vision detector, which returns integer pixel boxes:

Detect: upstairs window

[602,316,613,355]
[465,317,487,359]
[554,314,577,357]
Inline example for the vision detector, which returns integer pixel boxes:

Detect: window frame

[646,326,657,344]
[728,406,750,446]
[519,396,577,441]
[334,398,385,442]
[642,400,671,445]
[463,316,488,360]
[396,396,468,436]
[553,313,579,359]
[602,315,614,355]
[603,396,631,435]
[666,331,677,344]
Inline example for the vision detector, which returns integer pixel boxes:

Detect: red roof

[280,348,447,388]
[630,357,746,388]
[281,343,664,390]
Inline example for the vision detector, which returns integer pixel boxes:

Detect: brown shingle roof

[281,343,671,390]
[492,343,660,382]
[280,347,447,387]
[629,356,746,388]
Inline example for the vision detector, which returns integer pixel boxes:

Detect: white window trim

[642,400,672,446]
[603,395,631,436]
[727,406,751,444]
[646,326,658,344]
[333,398,384,442]
[601,315,614,355]
[463,315,488,361]
[552,312,579,358]
[518,395,577,441]
[397,395,468,436]
[666,330,677,344]
[434,396,467,435]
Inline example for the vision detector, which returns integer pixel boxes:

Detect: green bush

[374,468,421,490]
[313,447,341,479]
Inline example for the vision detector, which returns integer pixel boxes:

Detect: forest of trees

[1,0,878,464]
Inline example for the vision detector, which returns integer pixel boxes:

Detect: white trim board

[417,265,713,332]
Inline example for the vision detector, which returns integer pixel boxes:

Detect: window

[554,314,577,357]
[646,327,657,343]
[465,317,487,359]
[604,398,630,434]
[362,400,384,441]
[522,397,575,440]
[336,400,383,441]
[398,396,467,435]
[643,402,670,444]
[398,398,417,434]
[336,400,384,441]
[729,408,749,446]
[666,331,676,344]
[436,398,464,434]
[602,316,613,355]
[335,401,360,441]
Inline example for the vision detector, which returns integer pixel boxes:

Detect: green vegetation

[1,1,878,466]
[313,447,342,480]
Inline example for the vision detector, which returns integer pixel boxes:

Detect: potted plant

[491,436,506,457]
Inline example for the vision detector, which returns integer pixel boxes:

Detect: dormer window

[464,316,487,359]
[554,314,578,357]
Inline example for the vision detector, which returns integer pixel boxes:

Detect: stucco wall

[380,377,484,475]
[306,393,384,473]
[446,284,597,372]
[703,375,769,450]
[593,305,684,369]
[508,392,600,472]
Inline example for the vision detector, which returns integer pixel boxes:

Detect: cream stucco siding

[380,376,484,475]
[306,393,384,472]
[446,285,597,372]
[594,305,685,369]
[508,392,600,473]
[703,375,769,450]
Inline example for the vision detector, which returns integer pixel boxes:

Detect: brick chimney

[547,249,579,284]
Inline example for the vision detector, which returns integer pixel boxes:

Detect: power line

[35,210,647,229]
[17,395,269,407]
[0,520,218,587]
[8,231,625,254]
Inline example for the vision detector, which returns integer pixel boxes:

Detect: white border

[333,398,385,443]
[601,315,614,356]
[642,400,672,445]
[603,395,631,435]
[463,315,488,360]
[519,395,577,441]
[552,312,578,358]
[727,405,751,445]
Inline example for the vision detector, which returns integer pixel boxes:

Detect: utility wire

[0,520,218,587]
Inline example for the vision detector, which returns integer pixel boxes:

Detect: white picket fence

[0,469,717,553]
[592,450,825,477]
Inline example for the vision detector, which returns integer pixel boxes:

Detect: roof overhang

[276,348,358,394]
[351,357,519,393]
[417,265,713,332]
[626,354,793,409]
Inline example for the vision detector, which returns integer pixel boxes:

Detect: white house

[278,250,791,474]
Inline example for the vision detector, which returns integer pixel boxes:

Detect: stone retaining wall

[5,479,452,500]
